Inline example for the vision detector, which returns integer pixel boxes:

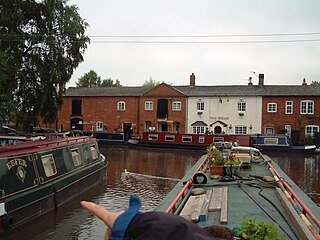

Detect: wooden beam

[275,187,315,240]
[220,187,228,224]
[209,188,223,212]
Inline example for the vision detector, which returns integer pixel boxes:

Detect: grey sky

[68,0,320,87]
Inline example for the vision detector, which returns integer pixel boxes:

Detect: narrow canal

[4,146,320,240]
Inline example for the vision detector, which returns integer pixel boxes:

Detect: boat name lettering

[6,158,27,170]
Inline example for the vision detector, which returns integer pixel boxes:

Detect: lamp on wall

[249,124,253,130]
[229,124,232,129]
[219,98,222,103]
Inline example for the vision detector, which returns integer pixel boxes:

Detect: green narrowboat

[0,136,106,233]
[156,153,320,239]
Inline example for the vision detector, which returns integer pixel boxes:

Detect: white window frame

[96,121,103,131]
[145,101,153,111]
[41,154,57,177]
[305,125,319,137]
[71,148,82,167]
[90,145,99,160]
[197,101,204,111]
[192,126,205,134]
[285,101,293,114]
[237,101,246,112]
[117,101,126,111]
[235,126,247,135]
[265,127,275,135]
[285,125,291,138]
[267,103,277,113]
[300,100,314,114]
[172,101,181,111]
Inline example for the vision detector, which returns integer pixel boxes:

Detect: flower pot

[224,164,240,176]
[210,165,224,176]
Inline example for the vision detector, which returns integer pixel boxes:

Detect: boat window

[213,137,224,143]
[41,154,57,177]
[182,136,192,142]
[165,135,175,141]
[71,148,82,166]
[199,136,205,143]
[90,145,99,160]
[148,134,158,141]
[264,138,278,145]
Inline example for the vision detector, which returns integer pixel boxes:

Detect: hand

[81,201,123,240]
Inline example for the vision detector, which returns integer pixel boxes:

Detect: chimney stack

[258,73,264,86]
[302,78,307,85]
[190,73,195,87]
[248,77,253,85]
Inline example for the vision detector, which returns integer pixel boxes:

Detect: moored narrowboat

[128,131,251,150]
[0,136,106,233]
[156,153,320,239]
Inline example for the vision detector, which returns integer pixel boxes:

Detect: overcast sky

[67,0,320,87]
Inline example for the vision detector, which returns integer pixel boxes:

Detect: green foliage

[76,70,122,87]
[143,77,172,86]
[241,217,286,240]
[311,81,320,86]
[207,144,224,165]
[76,70,101,87]
[0,0,90,130]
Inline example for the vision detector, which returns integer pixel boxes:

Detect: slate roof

[65,84,320,97]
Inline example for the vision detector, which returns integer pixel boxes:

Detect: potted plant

[207,145,224,176]
[239,217,285,240]
[224,154,241,176]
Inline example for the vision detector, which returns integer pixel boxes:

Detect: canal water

[4,146,320,240]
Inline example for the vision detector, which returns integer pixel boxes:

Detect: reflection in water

[5,146,203,240]
[267,152,320,204]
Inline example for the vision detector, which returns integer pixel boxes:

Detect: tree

[0,0,90,131]
[143,77,172,86]
[143,77,161,86]
[311,81,320,86]
[76,70,122,87]
[101,78,122,87]
[76,70,101,87]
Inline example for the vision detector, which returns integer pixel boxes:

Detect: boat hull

[0,137,107,234]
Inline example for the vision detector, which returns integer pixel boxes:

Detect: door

[157,99,168,119]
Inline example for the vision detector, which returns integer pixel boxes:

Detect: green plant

[241,217,286,240]
[224,155,240,166]
[207,145,224,165]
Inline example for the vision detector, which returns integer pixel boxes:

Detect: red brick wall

[262,96,320,138]
[57,96,139,133]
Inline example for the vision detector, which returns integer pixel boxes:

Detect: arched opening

[214,126,222,134]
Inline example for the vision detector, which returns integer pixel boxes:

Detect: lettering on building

[6,158,27,171]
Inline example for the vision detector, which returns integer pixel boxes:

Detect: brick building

[51,74,320,143]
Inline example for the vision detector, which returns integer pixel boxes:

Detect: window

[145,101,153,111]
[41,154,57,177]
[182,136,192,142]
[197,101,204,111]
[235,126,247,135]
[192,126,205,134]
[264,138,278,145]
[300,100,314,114]
[96,121,103,131]
[117,101,126,111]
[305,125,319,137]
[165,135,175,141]
[285,125,291,137]
[90,145,99,160]
[267,103,277,112]
[265,128,274,135]
[238,102,246,112]
[71,148,82,166]
[199,136,205,143]
[148,134,158,141]
[286,101,293,114]
[172,101,181,111]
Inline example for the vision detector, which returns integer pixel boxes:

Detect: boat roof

[156,155,320,239]
[0,136,95,157]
